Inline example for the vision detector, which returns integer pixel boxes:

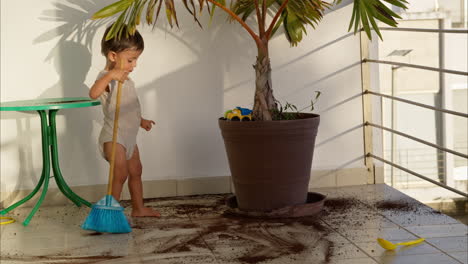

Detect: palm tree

[93,0,408,121]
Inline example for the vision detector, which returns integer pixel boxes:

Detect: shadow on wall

[34,0,113,61]
[1,0,362,199]
[135,14,254,178]
[29,0,113,186]
[0,111,37,206]
[0,0,112,197]
[30,0,252,181]
[36,41,100,186]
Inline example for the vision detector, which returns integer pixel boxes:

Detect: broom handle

[107,60,124,195]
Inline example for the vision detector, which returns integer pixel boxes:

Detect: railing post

[435,18,455,188]
[434,19,446,185]
[360,31,375,184]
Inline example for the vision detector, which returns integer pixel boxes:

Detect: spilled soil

[130,194,336,264]
[323,197,363,213]
[0,254,122,264]
[4,193,441,264]
[374,199,442,215]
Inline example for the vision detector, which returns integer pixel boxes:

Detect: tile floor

[0,184,466,264]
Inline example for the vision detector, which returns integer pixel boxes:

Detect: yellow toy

[377,237,425,250]
[224,107,252,121]
[0,217,15,225]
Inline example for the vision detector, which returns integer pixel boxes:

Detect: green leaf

[360,0,372,39]
[362,0,383,40]
[382,0,408,9]
[182,0,202,27]
[135,0,147,26]
[164,0,179,28]
[106,10,127,40]
[270,10,286,37]
[153,0,164,27]
[353,0,361,34]
[209,0,226,25]
[198,0,205,13]
[285,11,304,46]
[127,0,145,34]
[348,0,357,32]
[146,0,157,24]
[373,5,398,27]
[375,0,402,19]
[315,91,321,100]
[231,0,256,21]
[93,0,135,19]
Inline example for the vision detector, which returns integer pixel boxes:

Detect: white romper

[96,70,141,160]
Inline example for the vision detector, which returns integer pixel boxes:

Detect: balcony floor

[1,184,466,264]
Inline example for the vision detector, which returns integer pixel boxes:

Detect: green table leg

[0,111,50,221]
[48,110,91,208]
[0,155,47,216]
[0,173,46,216]
[1,110,92,226]
[33,110,78,208]
[22,111,51,226]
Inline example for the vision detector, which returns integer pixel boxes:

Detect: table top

[0,97,100,111]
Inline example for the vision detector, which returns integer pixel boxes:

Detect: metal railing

[368,153,467,197]
[363,59,468,76]
[382,147,467,187]
[361,26,468,198]
[365,90,468,118]
[379,27,468,34]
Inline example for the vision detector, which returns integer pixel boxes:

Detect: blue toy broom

[82,62,131,233]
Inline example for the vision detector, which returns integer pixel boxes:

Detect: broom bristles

[82,195,131,233]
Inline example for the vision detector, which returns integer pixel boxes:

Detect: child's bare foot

[131,207,161,217]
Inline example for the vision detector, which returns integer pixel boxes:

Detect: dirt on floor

[2,193,450,264]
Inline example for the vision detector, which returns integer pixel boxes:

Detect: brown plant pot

[219,113,320,211]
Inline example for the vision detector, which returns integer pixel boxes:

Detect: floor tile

[183,195,229,220]
[405,224,468,238]
[321,200,397,231]
[336,227,419,243]
[425,236,468,252]
[194,216,268,263]
[364,194,460,227]
[356,241,443,256]
[96,253,218,264]
[126,197,191,222]
[311,231,371,261]
[376,252,461,264]
[326,258,379,264]
[450,251,468,264]
[1,184,465,264]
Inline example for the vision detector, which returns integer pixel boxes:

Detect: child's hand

[141,118,155,131]
[109,69,129,83]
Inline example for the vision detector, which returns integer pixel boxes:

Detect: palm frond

[94,0,408,45]
[94,0,203,39]
[92,0,135,19]
[349,0,408,40]
[280,0,330,46]
[231,0,276,21]
[209,0,226,25]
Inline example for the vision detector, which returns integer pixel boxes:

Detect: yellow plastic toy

[377,237,425,250]
[224,107,252,121]
[0,216,16,225]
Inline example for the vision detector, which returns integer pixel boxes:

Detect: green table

[0,97,100,226]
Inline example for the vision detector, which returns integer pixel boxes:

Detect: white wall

[405,1,436,13]
[1,1,367,194]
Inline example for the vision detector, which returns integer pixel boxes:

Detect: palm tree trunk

[253,52,277,120]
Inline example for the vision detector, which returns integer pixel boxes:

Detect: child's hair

[101,24,144,56]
